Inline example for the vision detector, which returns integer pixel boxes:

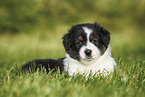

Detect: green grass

[0,27,145,97]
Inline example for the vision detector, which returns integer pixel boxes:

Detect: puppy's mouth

[83,56,94,62]
[80,56,97,65]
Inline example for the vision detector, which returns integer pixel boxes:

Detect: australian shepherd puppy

[21,23,116,77]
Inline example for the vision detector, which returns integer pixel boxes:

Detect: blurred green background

[0,0,145,70]
[0,0,145,33]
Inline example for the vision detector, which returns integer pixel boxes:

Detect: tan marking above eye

[78,36,83,41]
[90,35,93,40]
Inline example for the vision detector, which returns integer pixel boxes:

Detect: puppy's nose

[85,49,92,56]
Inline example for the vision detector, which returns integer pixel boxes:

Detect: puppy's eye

[92,39,98,43]
[76,41,82,45]
[92,39,98,45]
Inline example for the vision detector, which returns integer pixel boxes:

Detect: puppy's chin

[80,56,100,66]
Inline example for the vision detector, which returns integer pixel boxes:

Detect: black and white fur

[21,23,116,77]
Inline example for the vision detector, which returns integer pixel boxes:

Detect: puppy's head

[63,23,110,65]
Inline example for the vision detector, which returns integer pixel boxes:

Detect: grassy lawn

[0,27,145,97]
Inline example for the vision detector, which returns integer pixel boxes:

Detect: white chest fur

[63,47,116,77]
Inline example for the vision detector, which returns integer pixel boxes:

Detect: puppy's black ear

[100,27,110,48]
[62,33,70,53]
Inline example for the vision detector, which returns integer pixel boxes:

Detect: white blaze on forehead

[82,27,93,41]
[79,27,101,65]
